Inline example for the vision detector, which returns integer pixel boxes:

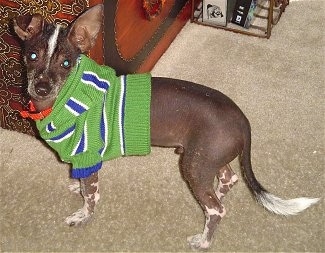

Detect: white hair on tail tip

[256,191,320,216]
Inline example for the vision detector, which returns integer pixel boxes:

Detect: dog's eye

[29,52,38,61]
[61,59,71,69]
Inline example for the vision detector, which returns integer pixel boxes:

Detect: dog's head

[14,5,103,111]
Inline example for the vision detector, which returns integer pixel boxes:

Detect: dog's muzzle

[35,81,52,97]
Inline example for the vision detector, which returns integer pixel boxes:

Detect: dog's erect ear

[68,4,103,53]
[14,14,44,41]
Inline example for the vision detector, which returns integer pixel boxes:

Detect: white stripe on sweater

[81,71,110,93]
[100,97,109,157]
[118,75,126,155]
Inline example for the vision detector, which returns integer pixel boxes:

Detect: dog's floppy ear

[14,14,44,41]
[68,4,103,53]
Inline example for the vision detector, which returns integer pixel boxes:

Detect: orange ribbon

[20,101,52,120]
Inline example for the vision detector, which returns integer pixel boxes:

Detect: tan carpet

[0,0,324,252]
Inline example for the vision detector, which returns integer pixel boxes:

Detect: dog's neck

[32,98,56,112]
[20,100,53,120]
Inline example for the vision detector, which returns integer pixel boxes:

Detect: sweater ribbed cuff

[123,73,151,156]
[70,151,103,178]
[71,161,102,179]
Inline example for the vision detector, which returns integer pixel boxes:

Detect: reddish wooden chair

[0,0,193,135]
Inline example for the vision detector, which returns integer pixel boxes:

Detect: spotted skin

[215,164,238,201]
[187,165,238,250]
[65,172,100,226]
[178,148,234,251]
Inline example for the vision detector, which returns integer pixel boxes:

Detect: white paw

[68,181,81,194]
[65,209,92,226]
[187,234,211,251]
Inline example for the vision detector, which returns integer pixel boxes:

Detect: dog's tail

[240,123,319,216]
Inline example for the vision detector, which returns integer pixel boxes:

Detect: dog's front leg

[65,172,100,226]
[68,180,81,194]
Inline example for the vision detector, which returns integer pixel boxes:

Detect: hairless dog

[14,4,318,250]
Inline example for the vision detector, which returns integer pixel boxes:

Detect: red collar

[20,101,52,120]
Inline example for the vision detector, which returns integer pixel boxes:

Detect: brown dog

[14,5,318,250]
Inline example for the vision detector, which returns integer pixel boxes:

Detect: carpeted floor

[0,0,324,252]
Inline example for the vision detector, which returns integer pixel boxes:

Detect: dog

[14,4,319,251]
[207,4,224,19]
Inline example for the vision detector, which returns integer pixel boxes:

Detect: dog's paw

[65,209,92,226]
[187,234,211,251]
[68,181,81,194]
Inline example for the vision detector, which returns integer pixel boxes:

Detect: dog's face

[21,22,79,109]
[14,5,103,111]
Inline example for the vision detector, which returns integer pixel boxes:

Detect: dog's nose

[35,82,51,96]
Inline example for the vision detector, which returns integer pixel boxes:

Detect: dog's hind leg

[215,164,238,201]
[65,172,100,226]
[180,150,226,250]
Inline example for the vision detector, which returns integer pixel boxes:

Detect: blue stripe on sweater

[100,111,105,142]
[47,125,75,143]
[75,132,85,154]
[81,71,110,92]
[46,122,56,133]
[65,97,89,116]
[72,122,87,156]
[71,161,102,179]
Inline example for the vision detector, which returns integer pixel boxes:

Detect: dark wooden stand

[191,0,289,38]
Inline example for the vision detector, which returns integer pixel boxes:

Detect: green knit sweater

[36,55,151,178]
